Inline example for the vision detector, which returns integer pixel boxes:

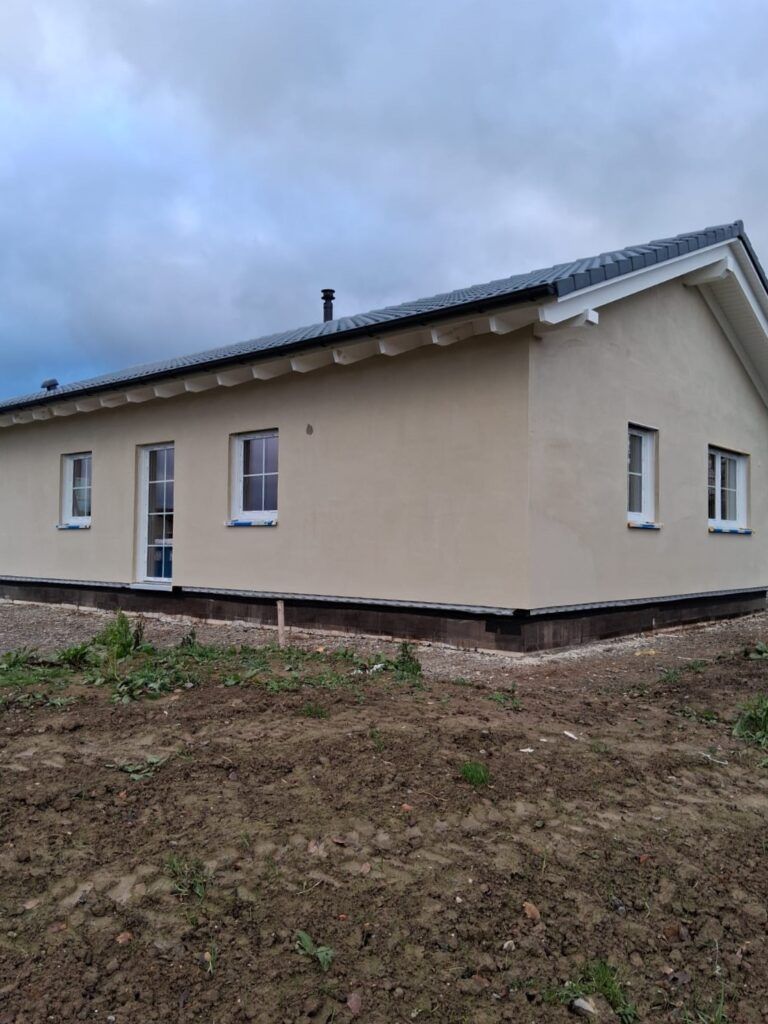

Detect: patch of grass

[546,960,637,1024]
[733,693,768,748]
[369,726,385,752]
[165,855,211,901]
[460,761,490,787]
[300,703,329,719]
[589,740,611,754]
[295,930,335,972]
[107,754,169,781]
[686,659,708,673]
[746,641,768,661]
[488,688,521,711]
[683,985,728,1023]
[390,641,422,684]
[678,706,719,724]
[0,647,37,670]
[659,668,682,685]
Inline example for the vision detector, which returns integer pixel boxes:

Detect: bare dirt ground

[1,601,768,1024]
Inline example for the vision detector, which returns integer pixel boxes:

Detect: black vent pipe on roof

[321,288,335,322]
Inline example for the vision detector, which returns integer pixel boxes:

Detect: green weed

[300,703,329,719]
[733,693,768,748]
[93,611,135,658]
[203,942,218,975]
[488,688,521,711]
[165,855,211,901]
[107,754,169,781]
[589,740,611,754]
[391,641,422,683]
[546,960,637,1023]
[746,641,768,661]
[659,668,682,685]
[295,930,335,972]
[460,761,490,787]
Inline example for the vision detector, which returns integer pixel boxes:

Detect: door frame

[135,442,175,587]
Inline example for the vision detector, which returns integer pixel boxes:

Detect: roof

[0,219,758,414]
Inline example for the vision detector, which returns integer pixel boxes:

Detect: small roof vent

[321,288,335,323]
[41,378,59,392]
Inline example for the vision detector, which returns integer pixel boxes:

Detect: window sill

[130,581,173,592]
[226,519,278,527]
[627,521,661,530]
[56,522,91,530]
[708,526,753,535]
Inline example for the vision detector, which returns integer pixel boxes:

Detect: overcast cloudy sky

[1,0,767,397]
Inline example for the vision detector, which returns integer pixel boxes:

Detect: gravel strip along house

[1,220,768,649]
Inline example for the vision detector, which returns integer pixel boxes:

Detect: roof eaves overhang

[0,291,553,427]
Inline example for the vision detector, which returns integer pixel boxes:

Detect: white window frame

[230,430,279,524]
[60,452,92,527]
[708,446,748,529]
[136,443,175,585]
[627,425,656,525]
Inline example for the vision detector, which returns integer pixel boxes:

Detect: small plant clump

[165,855,211,901]
[488,688,521,711]
[460,761,490,787]
[107,754,169,781]
[391,641,422,683]
[300,703,329,719]
[295,930,335,972]
[546,960,637,1024]
[746,641,768,660]
[733,693,768,748]
[93,611,138,659]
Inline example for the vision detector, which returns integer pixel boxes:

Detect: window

[61,452,92,526]
[627,426,656,524]
[708,447,748,529]
[231,430,278,524]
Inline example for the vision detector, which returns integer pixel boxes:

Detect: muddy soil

[1,602,768,1023]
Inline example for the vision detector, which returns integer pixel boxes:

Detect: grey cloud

[1,0,768,395]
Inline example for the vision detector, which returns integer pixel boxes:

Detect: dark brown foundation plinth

[0,580,764,652]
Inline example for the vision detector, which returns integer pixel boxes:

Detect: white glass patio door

[138,444,175,583]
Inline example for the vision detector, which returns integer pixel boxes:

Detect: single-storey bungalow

[1,220,767,650]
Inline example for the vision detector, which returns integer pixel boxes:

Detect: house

[1,220,767,650]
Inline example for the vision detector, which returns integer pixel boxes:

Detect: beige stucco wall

[0,332,531,608]
[528,279,768,608]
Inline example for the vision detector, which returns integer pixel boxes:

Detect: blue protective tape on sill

[227,519,278,527]
[56,523,91,530]
[627,521,661,530]
[708,526,753,535]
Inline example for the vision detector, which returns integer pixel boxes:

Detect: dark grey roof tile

[0,220,755,413]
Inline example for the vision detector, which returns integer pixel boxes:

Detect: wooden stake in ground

[276,599,286,648]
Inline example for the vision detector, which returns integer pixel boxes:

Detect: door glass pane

[144,445,174,579]
[148,482,166,512]
[149,448,165,482]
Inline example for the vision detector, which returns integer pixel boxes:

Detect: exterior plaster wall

[528,279,768,608]
[0,333,531,608]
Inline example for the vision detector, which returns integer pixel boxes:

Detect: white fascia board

[537,241,732,324]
